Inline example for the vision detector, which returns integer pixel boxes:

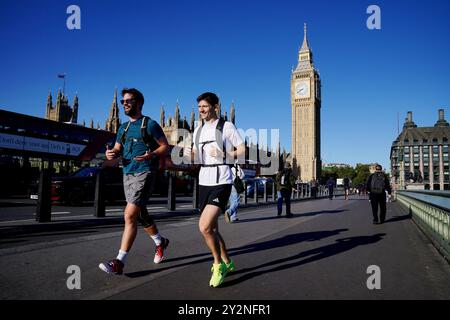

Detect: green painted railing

[397,190,450,261]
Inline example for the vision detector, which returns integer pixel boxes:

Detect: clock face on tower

[294,80,310,98]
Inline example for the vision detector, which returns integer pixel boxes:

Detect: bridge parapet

[397,190,450,261]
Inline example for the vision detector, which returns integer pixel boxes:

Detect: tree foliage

[321,164,371,187]
[352,164,371,187]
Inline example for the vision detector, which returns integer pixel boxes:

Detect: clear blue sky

[1,0,449,171]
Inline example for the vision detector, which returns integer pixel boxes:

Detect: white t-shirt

[193,119,244,186]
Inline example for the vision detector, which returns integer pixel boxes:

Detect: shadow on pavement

[238,209,348,223]
[0,210,197,247]
[384,214,411,224]
[125,228,349,278]
[221,233,386,287]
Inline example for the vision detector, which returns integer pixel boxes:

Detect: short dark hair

[197,92,219,107]
[121,88,144,108]
[375,164,382,170]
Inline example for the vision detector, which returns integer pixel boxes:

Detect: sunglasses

[120,99,135,105]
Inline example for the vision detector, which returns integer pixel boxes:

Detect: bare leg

[120,203,140,252]
[199,205,223,264]
[141,206,158,236]
[217,231,230,264]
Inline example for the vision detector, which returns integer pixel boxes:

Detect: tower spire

[300,23,310,52]
[230,101,235,124]
[160,105,165,127]
[105,88,121,133]
[71,93,78,123]
[189,108,195,132]
[45,91,52,119]
[174,101,180,128]
[296,22,314,71]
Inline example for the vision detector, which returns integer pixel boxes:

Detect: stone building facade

[390,109,450,190]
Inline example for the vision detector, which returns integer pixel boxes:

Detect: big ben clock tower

[291,23,322,182]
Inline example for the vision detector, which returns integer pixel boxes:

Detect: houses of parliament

[44,88,236,146]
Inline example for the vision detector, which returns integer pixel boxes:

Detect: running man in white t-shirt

[189,92,245,287]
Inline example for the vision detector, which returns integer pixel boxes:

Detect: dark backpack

[370,173,385,194]
[119,116,159,168]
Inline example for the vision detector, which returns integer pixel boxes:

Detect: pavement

[0,195,449,300]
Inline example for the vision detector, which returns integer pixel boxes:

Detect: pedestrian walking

[99,88,170,275]
[224,163,245,223]
[310,178,318,198]
[343,176,350,200]
[366,164,392,224]
[326,177,336,200]
[275,162,295,217]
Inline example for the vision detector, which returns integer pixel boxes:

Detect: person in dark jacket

[343,176,350,200]
[275,163,295,217]
[310,178,318,199]
[366,164,392,224]
[326,177,336,200]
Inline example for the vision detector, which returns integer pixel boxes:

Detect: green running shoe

[226,259,235,272]
[210,259,235,272]
[209,262,227,287]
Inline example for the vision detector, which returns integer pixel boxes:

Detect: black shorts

[199,184,232,213]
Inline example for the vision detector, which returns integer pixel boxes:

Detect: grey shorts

[123,171,155,207]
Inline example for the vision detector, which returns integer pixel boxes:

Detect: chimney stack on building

[435,108,449,127]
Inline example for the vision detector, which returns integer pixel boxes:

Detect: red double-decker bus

[0,109,116,197]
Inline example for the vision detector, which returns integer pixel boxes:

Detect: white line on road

[0,219,35,224]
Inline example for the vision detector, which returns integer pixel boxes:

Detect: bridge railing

[396,190,450,261]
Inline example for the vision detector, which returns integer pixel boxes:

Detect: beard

[124,106,138,117]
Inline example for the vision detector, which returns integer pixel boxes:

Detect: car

[245,177,275,197]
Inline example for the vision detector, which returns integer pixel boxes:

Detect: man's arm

[134,120,170,162]
[209,143,246,163]
[385,175,392,195]
[366,175,372,193]
[134,136,170,162]
[106,142,123,160]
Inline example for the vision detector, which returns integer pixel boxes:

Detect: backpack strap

[215,117,226,159]
[193,120,204,155]
[119,120,132,145]
[141,116,160,169]
[140,116,154,151]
